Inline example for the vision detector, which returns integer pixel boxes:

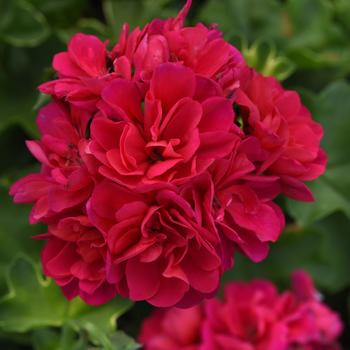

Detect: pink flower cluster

[139,271,343,350]
[10,0,326,307]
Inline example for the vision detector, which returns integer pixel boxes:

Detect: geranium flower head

[10,0,325,308]
[235,67,327,202]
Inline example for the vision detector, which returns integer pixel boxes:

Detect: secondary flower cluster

[139,271,343,350]
[10,0,326,307]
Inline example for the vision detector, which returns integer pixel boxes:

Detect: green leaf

[198,0,350,80]
[0,181,133,345]
[334,0,350,34]
[66,297,133,349]
[0,0,50,47]
[313,213,350,291]
[0,254,133,348]
[0,185,42,290]
[313,81,350,167]
[0,256,67,333]
[102,0,176,41]
[33,93,52,111]
[282,0,350,73]
[287,165,350,226]
[31,328,62,350]
[225,212,350,293]
[284,0,334,51]
[108,331,140,350]
[56,19,109,44]
[102,0,144,40]
[225,228,322,289]
[199,0,283,42]
[75,330,140,350]
[0,94,37,137]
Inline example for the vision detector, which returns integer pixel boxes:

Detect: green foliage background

[0,0,350,348]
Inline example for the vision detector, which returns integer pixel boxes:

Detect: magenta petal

[151,63,196,111]
[61,280,79,300]
[53,52,85,77]
[280,176,314,202]
[148,277,189,307]
[237,233,270,262]
[80,281,117,306]
[10,174,51,204]
[161,98,202,139]
[25,141,49,165]
[219,222,269,262]
[183,262,220,293]
[194,76,223,102]
[68,33,107,77]
[102,79,143,121]
[42,239,77,277]
[172,0,192,29]
[126,259,161,300]
[199,97,234,132]
[199,132,237,159]
[291,270,316,301]
[175,288,206,308]
[91,118,123,150]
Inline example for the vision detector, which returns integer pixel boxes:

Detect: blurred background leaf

[0,0,50,47]
[225,212,350,293]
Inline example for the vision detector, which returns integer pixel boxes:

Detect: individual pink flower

[139,272,343,350]
[216,185,284,263]
[10,102,94,223]
[88,176,230,307]
[41,216,116,305]
[209,147,285,264]
[235,67,327,201]
[88,62,240,188]
[39,33,113,112]
[53,33,109,78]
[25,101,91,170]
[10,169,92,224]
